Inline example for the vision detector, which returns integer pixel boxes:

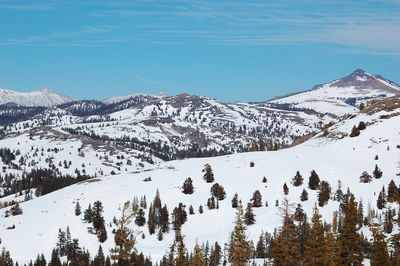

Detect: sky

[0,0,399,102]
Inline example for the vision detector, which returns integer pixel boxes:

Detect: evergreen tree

[269,199,301,265]
[301,189,309,201]
[318,180,331,207]
[182,177,194,194]
[135,208,146,226]
[283,183,289,195]
[49,249,61,266]
[388,180,399,202]
[292,171,303,187]
[255,233,265,258]
[304,205,328,265]
[335,180,344,202]
[110,201,137,265]
[209,242,221,265]
[232,193,239,208]
[244,202,255,225]
[174,234,187,266]
[251,190,262,207]
[202,164,215,183]
[92,200,105,233]
[338,195,363,265]
[92,245,105,266]
[308,170,320,190]
[0,248,13,266]
[377,190,386,210]
[74,202,81,216]
[160,204,170,233]
[83,203,93,223]
[229,201,251,266]
[360,171,373,183]
[210,183,226,200]
[369,222,390,266]
[373,164,383,179]
[191,243,206,266]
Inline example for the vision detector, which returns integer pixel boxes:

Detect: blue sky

[0,0,399,102]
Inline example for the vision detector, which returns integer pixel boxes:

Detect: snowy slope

[0,88,76,107]
[270,69,400,116]
[0,97,399,264]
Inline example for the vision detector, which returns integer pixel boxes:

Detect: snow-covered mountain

[0,95,399,264]
[269,69,400,116]
[0,87,76,107]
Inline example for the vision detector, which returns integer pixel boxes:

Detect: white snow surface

[0,107,399,264]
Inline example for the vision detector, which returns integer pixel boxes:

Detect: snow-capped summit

[269,69,400,116]
[0,87,76,107]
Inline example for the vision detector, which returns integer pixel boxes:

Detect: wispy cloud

[1,0,399,55]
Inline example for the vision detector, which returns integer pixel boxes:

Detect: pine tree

[49,249,62,266]
[369,222,390,266]
[318,180,331,207]
[182,177,194,194]
[92,245,105,266]
[210,183,226,200]
[338,194,364,265]
[360,171,373,183]
[75,202,81,216]
[92,200,105,233]
[304,205,327,265]
[174,234,187,266]
[301,189,309,201]
[83,203,93,223]
[255,233,265,258]
[251,190,262,207]
[0,248,13,266]
[388,180,399,202]
[269,199,301,265]
[191,243,206,266]
[377,190,386,209]
[229,201,251,266]
[336,180,344,202]
[283,183,289,195]
[202,164,215,183]
[210,242,221,266]
[110,201,137,265]
[292,171,303,186]
[244,202,255,225]
[373,164,383,179]
[232,193,239,208]
[135,208,146,226]
[160,204,170,233]
[309,170,320,190]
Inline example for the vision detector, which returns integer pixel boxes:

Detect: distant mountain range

[1,69,399,112]
[0,69,398,160]
[268,69,400,115]
[0,87,76,107]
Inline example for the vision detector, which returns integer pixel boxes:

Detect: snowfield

[0,104,399,264]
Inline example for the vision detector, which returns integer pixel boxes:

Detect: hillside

[0,96,399,264]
